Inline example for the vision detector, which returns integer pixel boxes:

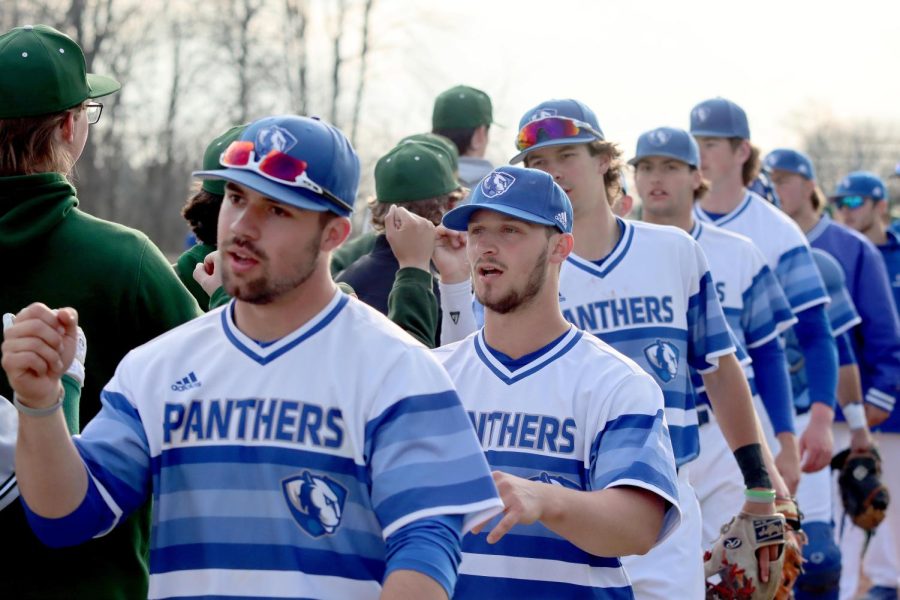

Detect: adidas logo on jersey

[171,371,201,392]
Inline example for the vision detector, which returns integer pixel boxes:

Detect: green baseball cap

[0,24,120,119]
[201,123,248,195]
[375,141,458,203]
[432,85,493,130]
[399,132,459,173]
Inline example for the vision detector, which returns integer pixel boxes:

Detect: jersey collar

[806,214,830,243]
[473,326,582,385]
[693,190,753,227]
[220,289,349,365]
[565,217,634,278]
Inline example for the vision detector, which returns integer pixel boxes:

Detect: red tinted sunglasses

[516,117,603,151]
[220,141,352,212]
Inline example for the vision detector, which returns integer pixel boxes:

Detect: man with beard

[2,115,503,600]
[434,165,682,598]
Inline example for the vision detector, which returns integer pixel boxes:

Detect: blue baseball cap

[690,97,750,140]
[763,148,816,181]
[628,126,700,168]
[834,171,887,201]
[510,98,604,164]
[442,166,573,233]
[193,115,360,216]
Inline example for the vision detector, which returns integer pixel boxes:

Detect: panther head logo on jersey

[643,339,679,383]
[256,125,298,156]
[530,472,581,490]
[648,128,671,146]
[283,471,347,537]
[693,107,710,123]
[482,171,516,198]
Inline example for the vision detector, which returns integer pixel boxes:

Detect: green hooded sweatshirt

[0,172,202,599]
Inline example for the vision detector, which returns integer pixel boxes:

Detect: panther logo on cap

[530,108,557,122]
[649,129,671,147]
[693,107,710,123]
[874,186,884,198]
[482,172,516,198]
[798,164,808,174]
[256,125,298,156]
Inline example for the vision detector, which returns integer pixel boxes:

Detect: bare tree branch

[350,0,374,146]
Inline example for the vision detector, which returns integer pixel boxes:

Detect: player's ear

[549,231,575,265]
[321,216,352,252]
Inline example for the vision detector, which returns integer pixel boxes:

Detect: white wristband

[13,388,64,418]
[843,402,866,430]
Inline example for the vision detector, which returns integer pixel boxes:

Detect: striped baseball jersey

[559,218,735,466]
[29,292,502,599]
[694,191,829,316]
[434,326,681,599]
[688,221,796,404]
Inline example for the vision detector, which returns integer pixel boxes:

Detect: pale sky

[357,0,900,167]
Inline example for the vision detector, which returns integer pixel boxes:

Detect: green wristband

[744,488,776,503]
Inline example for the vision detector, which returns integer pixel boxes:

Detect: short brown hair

[0,105,83,176]
[694,172,711,201]
[728,138,760,187]
[368,188,466,232]
[811,185,826,212]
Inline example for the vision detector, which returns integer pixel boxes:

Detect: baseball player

[431,85,495,188]
[690,98,838,476]
[631,126,801,547]
[510,99,786,599]
[435,165,682,598]
[2,115,503,600]
[831,171,900,600]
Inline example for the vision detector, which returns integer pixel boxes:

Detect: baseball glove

[705,512,786,600]
[831,448,890,532]
[774,497,806,600]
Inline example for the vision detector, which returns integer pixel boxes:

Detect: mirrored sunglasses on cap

[515,116,603,151]
[833,195,866,210]
[220,141,352,212]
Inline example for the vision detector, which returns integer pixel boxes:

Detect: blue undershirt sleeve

[837,332,857,366]
[384,514,463,598]
[793,304,838,409]
[747,337,795,434]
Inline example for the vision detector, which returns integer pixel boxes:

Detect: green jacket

[0,173,202,599]
[175,242,216,311]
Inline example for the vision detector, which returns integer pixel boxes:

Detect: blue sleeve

[794,304,838,409]
[384,515,463,598]
[747,337,795,434]
[837,333,857,367]
[854,243,900,413]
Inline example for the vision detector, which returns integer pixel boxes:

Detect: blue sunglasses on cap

[832,195,867,210]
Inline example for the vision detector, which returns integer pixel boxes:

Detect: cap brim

[86,73,121,99]
[509,133,598,164]
[627,151,696,168]
[193,168,350,216]
[442,202,556,232]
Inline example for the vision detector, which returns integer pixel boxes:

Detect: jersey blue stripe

[151,542,385,580]
[455,574,633,600]
[364,391,461,446]
[373,475,497,527]
[484,449,585,476]
[774,245,828,313]
[151,445,364,479]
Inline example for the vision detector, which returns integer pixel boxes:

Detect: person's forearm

[704,354,787,496]
[381,570,447,600]
[540,486,665,557]
[438,280,478,345]
[837,364,863,408]
[16,390,88,517]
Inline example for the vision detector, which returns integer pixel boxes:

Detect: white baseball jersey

[40,293,503,600]
[688,220,797,403]
[559,219,735,466]
[435,326,681,599]
[694,191,829,316]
